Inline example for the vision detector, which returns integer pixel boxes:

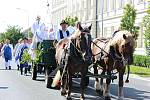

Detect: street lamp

[16,8,30,38]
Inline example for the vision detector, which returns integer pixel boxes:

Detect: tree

[0,25,25,45]
[142,6,150,55]
[64,16,78,26]
[120,4,139,40]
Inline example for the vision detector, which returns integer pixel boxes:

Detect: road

[0,56,150,100]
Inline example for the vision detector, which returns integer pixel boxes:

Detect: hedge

[133,55,150,68]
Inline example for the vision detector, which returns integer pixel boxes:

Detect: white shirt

[14,43,20,57]
[67,26,76,34]
[31,21,45,42]
[56,29,70,41]
[47,31,57,40]
[17,43,29,56]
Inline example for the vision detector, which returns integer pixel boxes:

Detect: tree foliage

[0,25,25,45]
[120,4,139,40]
[64,16,78,26]
[142,6,150,55]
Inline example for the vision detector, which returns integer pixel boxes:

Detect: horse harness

[91,37,127,70]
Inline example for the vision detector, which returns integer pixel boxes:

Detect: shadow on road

[110,84,150,100]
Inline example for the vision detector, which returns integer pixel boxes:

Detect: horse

[55,24,92,100]
[91,30,136,100]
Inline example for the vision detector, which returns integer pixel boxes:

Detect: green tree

[0,25,25,45]
[142,6,150,55]
[64,16,78,26]
[120,4,139,40]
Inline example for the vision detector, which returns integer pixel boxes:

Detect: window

[91,0,94,7]
[111,0,116,11]
[137,23,144,48]
[104,0,108,12]
[139,0,144,3]
[111,26,114,34]
[104,27,107,37]
[118,0,124,9]
[128,0,132,4]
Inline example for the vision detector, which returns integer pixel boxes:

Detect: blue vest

[4,45,12,60]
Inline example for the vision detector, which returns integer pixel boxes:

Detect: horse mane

[110,30,134,46]
[103,30,135,53]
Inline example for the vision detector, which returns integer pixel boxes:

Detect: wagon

[31,40,57,88]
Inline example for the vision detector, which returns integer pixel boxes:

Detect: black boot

[20,67,23,75]
[24,68,28,76]
[17,65,20,70]
[9,66,11,70]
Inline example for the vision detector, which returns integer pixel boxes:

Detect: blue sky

[0,0,51,32]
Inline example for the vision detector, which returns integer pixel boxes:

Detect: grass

[129,65,150,77]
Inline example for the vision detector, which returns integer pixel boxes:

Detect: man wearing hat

[30,15,45,49]
[56,20,70,41]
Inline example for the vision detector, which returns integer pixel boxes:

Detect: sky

[0,0,51,32]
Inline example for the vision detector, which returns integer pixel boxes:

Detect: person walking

[1,39,13,70]
[17,38,29,75]
[14,38,22,70]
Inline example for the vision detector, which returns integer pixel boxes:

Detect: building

[51,0,150,55]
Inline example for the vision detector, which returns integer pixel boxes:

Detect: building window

[128,0,132,4]
[104,0,108,12]
[139,0,144,3]
[104,27,107,37]
[118,0,124,9]
[111,0,116,11]
[91,0,94,7]
[111,26,114,34]
[137,23,144,48]
[84,0,87,9]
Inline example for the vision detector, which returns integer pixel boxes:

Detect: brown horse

[55,24,92,100]
[92,30,136,100]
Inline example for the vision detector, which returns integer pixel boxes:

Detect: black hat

[60,20,68,25]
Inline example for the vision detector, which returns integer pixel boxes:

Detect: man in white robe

[30,16,45,50]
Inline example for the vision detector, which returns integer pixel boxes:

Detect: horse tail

[125,65,130,83]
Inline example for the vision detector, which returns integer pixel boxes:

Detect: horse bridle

[69,32,91,61]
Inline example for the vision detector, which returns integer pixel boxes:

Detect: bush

[133,55,150,67]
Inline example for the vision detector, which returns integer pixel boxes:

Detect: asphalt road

[0,57,150,100]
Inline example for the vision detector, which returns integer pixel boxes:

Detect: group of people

[0,38,32,75]
[30,16,76,51]
[0,15,79,76]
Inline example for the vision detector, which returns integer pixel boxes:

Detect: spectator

[17,38,29,75]
[14,38,22,70]
[1,39,13,70]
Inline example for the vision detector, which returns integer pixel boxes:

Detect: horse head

[71,23,92,64]
[110,30,136,65]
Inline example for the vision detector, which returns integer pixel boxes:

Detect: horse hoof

[104,96,111,100]
[96,90,103,95]
[61,91,67,96]
[67,97,72,100]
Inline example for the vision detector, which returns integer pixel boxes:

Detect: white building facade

[51,0,150,55]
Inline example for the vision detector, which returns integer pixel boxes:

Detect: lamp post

[16,8,30,38]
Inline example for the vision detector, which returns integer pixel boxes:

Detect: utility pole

[101,0,104,37]
[95,0,98,38]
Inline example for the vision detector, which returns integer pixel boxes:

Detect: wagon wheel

[45,66,53,88]
[32,63,37,80]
